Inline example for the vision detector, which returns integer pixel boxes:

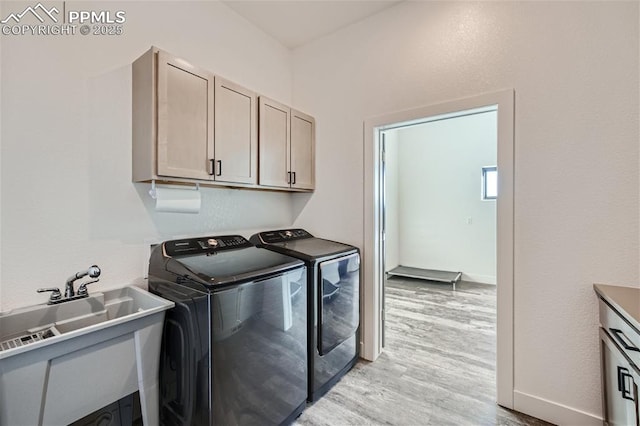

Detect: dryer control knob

[207,238,219,247]
[285,231,293,238]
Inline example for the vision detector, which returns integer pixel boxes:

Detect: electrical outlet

[466,217,473,225]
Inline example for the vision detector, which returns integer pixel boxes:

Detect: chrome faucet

[38,265,101,304]
[66,265,101,297]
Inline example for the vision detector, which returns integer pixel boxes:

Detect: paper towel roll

[154,186,201,213]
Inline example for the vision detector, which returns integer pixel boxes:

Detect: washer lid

[269,238,357,259]
[167,246,303,287]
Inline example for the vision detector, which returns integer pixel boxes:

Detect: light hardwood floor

[295,277,553,426]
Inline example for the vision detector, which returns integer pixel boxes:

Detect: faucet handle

[37,287,62,301]
[77,279,99,296]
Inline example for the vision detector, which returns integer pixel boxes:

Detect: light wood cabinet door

[259,97,290,188]
[601,329,640,426]
[156,51,214,180]
[290,109,315,190]
[214,77,257,185]
[134,47,312,191]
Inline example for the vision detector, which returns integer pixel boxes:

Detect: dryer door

[317,253,360,355]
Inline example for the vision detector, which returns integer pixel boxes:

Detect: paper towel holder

[148,180,200,199]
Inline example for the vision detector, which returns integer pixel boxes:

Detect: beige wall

[0,1,295,310]
[291,1,639,423]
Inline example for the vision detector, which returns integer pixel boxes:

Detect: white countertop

[594,283,640,331]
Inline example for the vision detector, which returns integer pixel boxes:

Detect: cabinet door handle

[292,171,296,185]
[209,159,215,176]
[216,160,222,176]
[610,328,640,352]
[287,171,292,184]
[617,366,636,401]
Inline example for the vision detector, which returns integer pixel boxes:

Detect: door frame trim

[362,89,515,408]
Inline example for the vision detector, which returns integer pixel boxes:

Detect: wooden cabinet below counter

[594,284,640,426]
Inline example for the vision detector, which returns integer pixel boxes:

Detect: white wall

[0,1,295,311]
[393,111,497,284]
[292,1,639,424]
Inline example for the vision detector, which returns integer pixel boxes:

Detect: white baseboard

[463,273,496,285]
[513,390,601,426]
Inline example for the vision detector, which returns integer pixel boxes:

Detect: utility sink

[0,286,174,426]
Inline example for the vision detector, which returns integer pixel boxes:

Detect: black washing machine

[250,229,360,402]
[148,235,308,425]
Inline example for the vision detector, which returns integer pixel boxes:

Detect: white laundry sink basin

[0,286,174,426]
[0,294,107,346]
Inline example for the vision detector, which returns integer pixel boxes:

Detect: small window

[482,166,498,200]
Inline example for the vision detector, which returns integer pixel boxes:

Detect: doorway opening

[381,106,497,302]
[362,90,515,408]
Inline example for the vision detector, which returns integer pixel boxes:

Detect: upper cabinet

[259,97,315,191]
[214,78,258,185]
[132,47,312,192]
[258,97,290,188]
[155,50,214,181]
[290,109,315,190]
[133,48,258,186]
